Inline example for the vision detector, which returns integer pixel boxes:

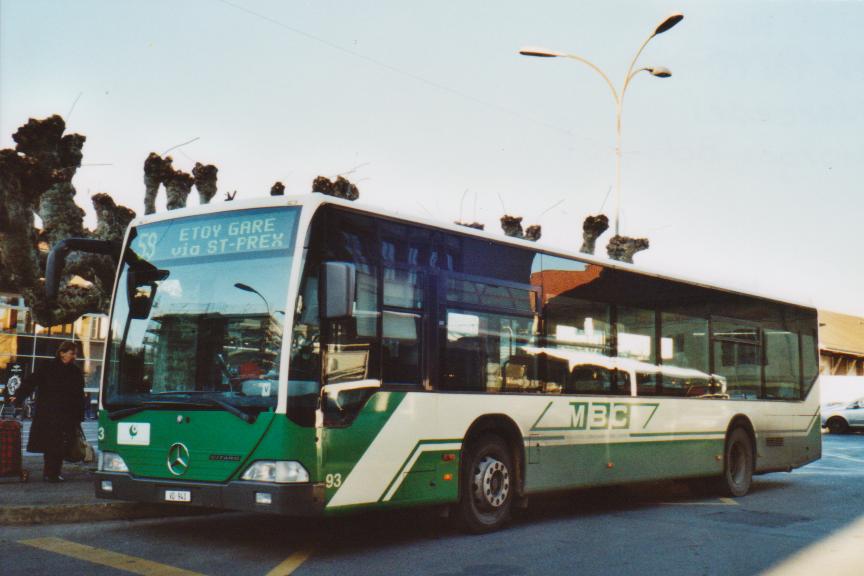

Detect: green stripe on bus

[323,391,407,505]
[379,439,463,502]
[525,437,725,492]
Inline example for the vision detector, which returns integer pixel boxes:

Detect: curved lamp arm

[519,47,619,105]
[560,54,620,105]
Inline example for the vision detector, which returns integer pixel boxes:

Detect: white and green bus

[65,194,819,532]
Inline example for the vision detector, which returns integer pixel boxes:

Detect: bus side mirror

[321,262,356,319]
[126,268,169,319]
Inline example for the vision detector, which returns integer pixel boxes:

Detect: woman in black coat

[10,341,85,482]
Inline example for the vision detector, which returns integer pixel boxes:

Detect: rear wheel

[458,435,514,533]
[827,417,849,434]
[718,427,754,497]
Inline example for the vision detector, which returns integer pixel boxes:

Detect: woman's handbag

[83,438,96,463]
[65,425,95,463]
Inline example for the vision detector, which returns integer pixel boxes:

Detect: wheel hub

[473,456,510,510]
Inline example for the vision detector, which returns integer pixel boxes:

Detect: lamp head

[234,282,255,293]
[648,67,672,78]
[654,12,684,35]
[519,46,563,58]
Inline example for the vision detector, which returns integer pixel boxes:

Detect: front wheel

[827,417,849,434]
[719,427,754,497]
[458,435,514,533]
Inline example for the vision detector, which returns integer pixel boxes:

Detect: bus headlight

[241,461,309,483]
[99,451,129,473]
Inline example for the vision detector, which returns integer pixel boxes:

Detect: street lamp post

[520,12,683,236]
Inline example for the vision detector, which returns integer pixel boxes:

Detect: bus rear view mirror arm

[46,238,122,302]
[322,261,356,319]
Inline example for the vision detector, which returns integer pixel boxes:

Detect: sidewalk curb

[0,502,216,526]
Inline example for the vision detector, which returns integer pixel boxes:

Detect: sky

[2,0,863,315]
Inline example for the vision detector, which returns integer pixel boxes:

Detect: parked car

[822,397,864,433]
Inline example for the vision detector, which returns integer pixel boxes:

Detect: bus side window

[567,365,612,394]
[442,309,535,393]
[541,356,568,394]
[764,329,800,400]
[614,369,631,395]
[381,266,425,387]
[636,372,658,396]
[442,311,484,391]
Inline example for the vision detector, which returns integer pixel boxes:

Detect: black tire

[827,417,849,435]
[718,427,754,497]
[458,435,514,533]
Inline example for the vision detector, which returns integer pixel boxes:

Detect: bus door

[316,261,432,507]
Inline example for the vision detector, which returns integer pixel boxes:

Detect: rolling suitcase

[0,417,29,482]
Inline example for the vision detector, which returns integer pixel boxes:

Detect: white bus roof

[129,193,815,311]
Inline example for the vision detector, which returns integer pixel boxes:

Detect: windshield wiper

[201,397,255,424]
[107,405,150,421]
[107,399,255,424]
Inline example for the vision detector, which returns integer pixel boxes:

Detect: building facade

[0,293,107,395]
[818,310,864,376]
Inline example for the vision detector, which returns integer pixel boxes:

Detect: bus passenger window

[381,267,425,387]
[614,369,631,395]
[801,331,818,398]
[617,306,655,363]
[442,310,535,393]
[765,330,800,400]
[568,365,612,394]
[711,319,761,400]
[382,311,421,386]
[636,372,658,396]
[541,356,569,394]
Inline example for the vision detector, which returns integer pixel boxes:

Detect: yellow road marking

[265,549,314,576]
[760,514,864,576]
[19,537,205,576]
[719,497,739,506]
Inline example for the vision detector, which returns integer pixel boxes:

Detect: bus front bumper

[95,473,326,515]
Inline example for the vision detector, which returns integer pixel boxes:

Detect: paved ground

[2,420,203,525]
[1,432,863,575]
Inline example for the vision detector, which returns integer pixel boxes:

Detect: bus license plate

[165,490,191,502]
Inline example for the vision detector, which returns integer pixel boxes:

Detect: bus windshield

[103,207,300,413]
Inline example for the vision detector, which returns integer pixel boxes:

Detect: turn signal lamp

[99,451,129,473]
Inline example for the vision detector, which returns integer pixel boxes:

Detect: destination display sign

[132,208,298,262]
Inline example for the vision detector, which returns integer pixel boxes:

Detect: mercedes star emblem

[167,443,190,476]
